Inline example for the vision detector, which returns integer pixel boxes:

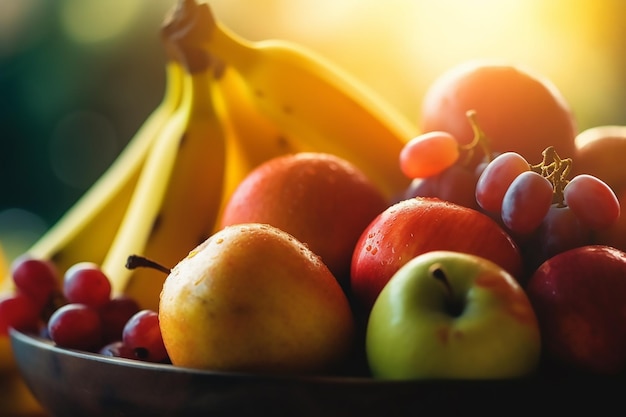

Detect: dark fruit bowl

[9,329,626,417]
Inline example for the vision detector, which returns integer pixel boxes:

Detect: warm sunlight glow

[209,0,623,129]
[59,0,143,44]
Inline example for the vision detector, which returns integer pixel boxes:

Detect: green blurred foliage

[0,1,172,258]
[1,2,171,221]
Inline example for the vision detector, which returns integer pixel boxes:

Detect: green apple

[159,223,355,375]
[366,250,541,379]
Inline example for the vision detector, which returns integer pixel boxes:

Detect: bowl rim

[8,329,386,384]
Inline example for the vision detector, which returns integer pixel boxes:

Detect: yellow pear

[159,223,355,374]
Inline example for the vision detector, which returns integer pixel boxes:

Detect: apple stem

[429,263,464,317]
[125,254,171,275]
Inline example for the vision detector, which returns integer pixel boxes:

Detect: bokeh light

[0,0,45,58]
[0,209,48,262]
[59,0,144,45]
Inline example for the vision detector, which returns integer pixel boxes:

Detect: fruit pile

[2,0,626,393]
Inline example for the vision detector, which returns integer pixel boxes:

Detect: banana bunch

[177,0,418,200]
[8,0,417,311]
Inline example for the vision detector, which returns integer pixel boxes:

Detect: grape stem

[529,146,572,207]
[458,110,493,166]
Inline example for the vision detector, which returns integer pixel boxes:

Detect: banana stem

[165,0,257,71]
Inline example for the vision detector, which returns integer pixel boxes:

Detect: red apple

[525,245,626,375]
[350,197,523,313]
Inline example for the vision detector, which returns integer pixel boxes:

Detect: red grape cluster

[476,146,619,269]
[400,112,620,274]
[0,256,169,363]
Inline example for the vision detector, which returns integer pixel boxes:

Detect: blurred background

[1,0,625,263]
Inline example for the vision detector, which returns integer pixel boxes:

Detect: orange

[421,60,578,167]
[218,152,389,286]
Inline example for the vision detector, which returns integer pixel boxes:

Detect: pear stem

[125,255,171,275]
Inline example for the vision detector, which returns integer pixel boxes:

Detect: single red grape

[435,164,480,210]
[122,310,169,363]
[399,131,460,179]
[522,205,593,272]
[47,303,103,351]
[0,293,41,336]
[402,177,438,200]
[99,296,141,344]
[63,262,112,308]
[501,171,554,235]
[475,152,530,214]
[563,174,620,230]
[11,256,60,309]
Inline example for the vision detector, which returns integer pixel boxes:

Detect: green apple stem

[429,263,464,317]
[125,254,171,275]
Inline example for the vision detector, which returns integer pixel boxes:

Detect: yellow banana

[173,0,418,200]
[0,241,9,295]
[20,48,184,281]
[210,65,308,228]
[101,25,227,311]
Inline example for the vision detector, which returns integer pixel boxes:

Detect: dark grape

[0,293,41,336]
[47,303,103,351]
[99,296,141,344]
[122,310,169,363]
[435,164,480,210]
[11,256,60,309]
[402,177,438,200]
[475,152,530,214]
[99,341,135,359]
[63,262,112,308]
[522,205,593,272]
[501,171,554,235]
